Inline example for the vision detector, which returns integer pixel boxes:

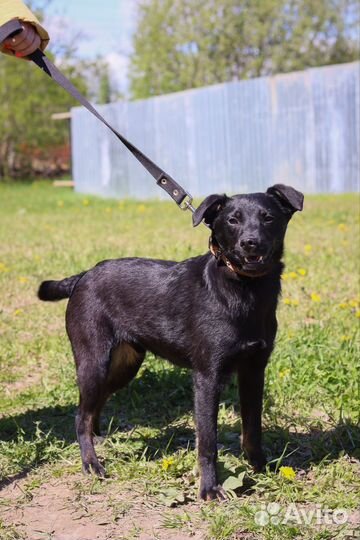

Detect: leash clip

[179,193,195,213]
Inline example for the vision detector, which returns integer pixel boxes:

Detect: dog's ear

[192,194,228,227]
[266,184,304,214]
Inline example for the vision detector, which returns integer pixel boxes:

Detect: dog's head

[192,184,303,277]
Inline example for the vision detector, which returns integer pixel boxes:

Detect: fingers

[4,22,41,57]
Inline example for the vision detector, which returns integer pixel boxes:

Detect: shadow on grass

[0,366,193,444]
[0,365,359,488]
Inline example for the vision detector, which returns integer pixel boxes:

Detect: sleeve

[0,0,50,55]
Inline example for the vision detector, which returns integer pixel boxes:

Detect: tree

[0,51,89,179]
[0,2,111,179]
[129,0,360,99]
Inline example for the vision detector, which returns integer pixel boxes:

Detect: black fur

[38,184,303,501]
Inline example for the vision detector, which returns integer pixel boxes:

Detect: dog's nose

[240,238,259,252]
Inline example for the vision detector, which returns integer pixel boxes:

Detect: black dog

[38,184,303,500]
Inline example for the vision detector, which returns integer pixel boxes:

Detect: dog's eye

[228,217,239,225]
[264,215,274,224]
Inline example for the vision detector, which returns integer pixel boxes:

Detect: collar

[208,236,241,275]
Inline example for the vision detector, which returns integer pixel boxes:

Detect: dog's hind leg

[75,359,109,477]
[74,341,145,476]
[92,342,145,437]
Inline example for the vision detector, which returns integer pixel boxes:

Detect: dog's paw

[248,452,266,473]
[82,460,106,478]
[199,484,228,502]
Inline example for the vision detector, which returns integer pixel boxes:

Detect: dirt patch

[1,370,43,397]
[0,474,205,540]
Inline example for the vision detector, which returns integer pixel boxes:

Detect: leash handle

[0,19,23,43]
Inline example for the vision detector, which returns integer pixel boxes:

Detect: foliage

[0,184,358,539]
[130,0,360,98]
[0,3,116,180]
[0,52,89,180]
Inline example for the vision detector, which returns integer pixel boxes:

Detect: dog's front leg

[238,361,267,472]
[193,370,227,501]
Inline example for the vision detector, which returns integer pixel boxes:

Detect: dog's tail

[38,272,86,302]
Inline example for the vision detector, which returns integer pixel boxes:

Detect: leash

[0,19,195,214]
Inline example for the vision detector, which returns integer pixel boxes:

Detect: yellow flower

[337,223,348,232]
[13,309,23,316]
[288,271,298,279]
[356,310,360,319]
[297,268,307,276]
[279,368,290,378]
[279,466,296,480]
[283,298,299,307]
[340,335,350,342]
[57,200,64,207]
[304,244,312,253]
[82,199,90,206]
[0,262,9,273]
[137,204,146,213]
[282,273,289,281]
[310,293,321,303]
[338,302,348,309]
[162,457,175,471]
[349,299,359,308]
[18,276,29,284]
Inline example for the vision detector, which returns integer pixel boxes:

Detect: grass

[0,182,359,540]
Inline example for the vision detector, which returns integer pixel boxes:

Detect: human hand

[3,21,41,57]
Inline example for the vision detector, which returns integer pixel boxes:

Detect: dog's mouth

[244,255,263,264]
[232,252,272,277]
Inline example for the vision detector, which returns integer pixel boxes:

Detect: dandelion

[162,457,175,471]
[13,309,23,316]
[18,276,29,284]
[337,223,348,232]
[349,299,359,308]
[304,244,312,254]
[279,368,290,378]
[288,271,298,279]
[310,293,321,303]
[338,302,348,309]
[137,204,146,213]
[340,335,350,342]
[82,199,90,206]
[279,466,296,480]
[297,268,307,276]
[283,298,299,307]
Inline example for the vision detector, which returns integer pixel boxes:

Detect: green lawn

[0,182,359,540]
